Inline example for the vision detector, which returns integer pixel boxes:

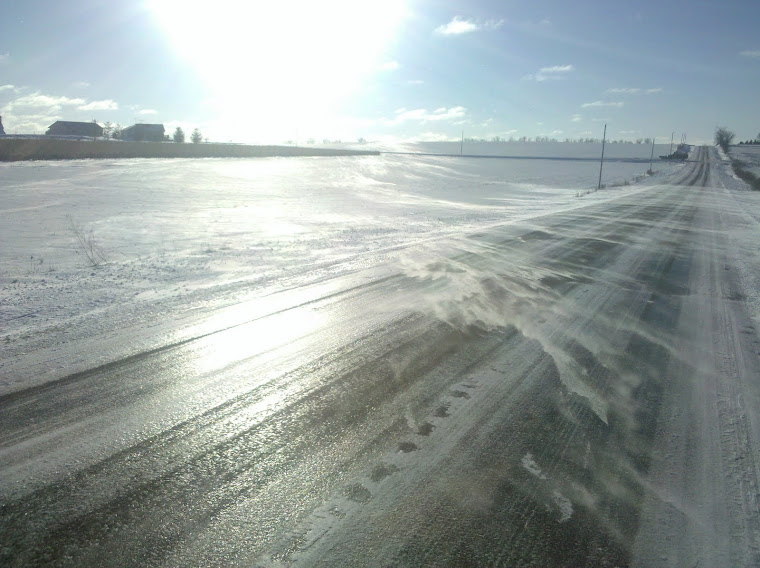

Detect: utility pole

[649,137,655,173]
[597,123,607,190]
[460,130,464,156]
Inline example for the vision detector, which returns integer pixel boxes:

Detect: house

[46,121,103,137]
[120,123,165,142]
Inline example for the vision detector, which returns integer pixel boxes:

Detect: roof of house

[122,123,164,131]
[47,121,104,135]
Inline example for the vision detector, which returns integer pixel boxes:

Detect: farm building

[120,123,165,142]
[46,121,103,137]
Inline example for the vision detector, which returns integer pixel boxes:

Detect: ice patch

[552,490,573,522]
[521,453,547,479]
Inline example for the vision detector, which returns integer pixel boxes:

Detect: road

[1,147,759,566]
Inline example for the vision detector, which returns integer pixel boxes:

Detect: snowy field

[1,147,686,393]
[729,144,760,177]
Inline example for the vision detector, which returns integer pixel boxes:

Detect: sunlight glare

[148,0,407,139]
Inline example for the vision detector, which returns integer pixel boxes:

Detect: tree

[173,126,185,143]
[191,128,203,144]
[714,127,734,152]
[102,122,114,139]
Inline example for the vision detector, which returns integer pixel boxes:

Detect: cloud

[387,106,467,125]
[407,79,424,85]
[571,114,582,122]
[434,16,503,36]
[138,109,159,115]
[0,52,9,64]
[605,87,662,94]
[540,64,574,74]
[0,84,15,92]
[0,91,118,133]
[581,101,623,108]
[72,81,91,89]
[524,64,575,82]
[78,99,118,111]
[740,50,760,58]
[380,61,400,71]
[7,93,86,111]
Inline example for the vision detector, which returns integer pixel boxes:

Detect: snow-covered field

[729,144,760,177]
[1,147,686,394]
[4,145,760,566]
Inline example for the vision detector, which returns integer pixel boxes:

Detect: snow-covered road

[1,147,759,566]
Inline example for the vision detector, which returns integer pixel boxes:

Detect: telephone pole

[597,123,607,190]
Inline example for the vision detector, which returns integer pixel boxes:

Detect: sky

[1,0,759,145]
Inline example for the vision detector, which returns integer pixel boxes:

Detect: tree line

[715,127,760,151]
[99,122,204,143]
[463,136,654,144]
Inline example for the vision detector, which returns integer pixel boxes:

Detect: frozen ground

[729,144,760,177]
[2,145,759,567]
[0,147,681,394]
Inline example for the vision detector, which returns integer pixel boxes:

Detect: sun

[147,0,407,140]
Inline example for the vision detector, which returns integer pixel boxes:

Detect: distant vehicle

[660,143,690,161]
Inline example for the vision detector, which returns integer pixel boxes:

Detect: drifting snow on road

[1,147,759,566]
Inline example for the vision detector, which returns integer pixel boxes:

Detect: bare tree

[715,127,735,152]
[67,216,107,267]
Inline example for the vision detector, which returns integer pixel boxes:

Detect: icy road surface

[1,147,760,566]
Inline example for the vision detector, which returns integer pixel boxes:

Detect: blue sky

[1,0,758,144]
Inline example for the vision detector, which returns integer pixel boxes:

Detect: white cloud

[0,84,15,92]
[434,16,503,36]
[7,93,85,111]
[740,50,760,58]
[0,52,9,64]
[435,16,478,35]
[380,61,400,71]
[0,91,117,134]
[72,81,91,89]
[524,64,575,82]
[581,101,623,108]
[571,114,582,122]
[605,87,662,94]
[540,64,574,74]
[78,99,118,111]
[388,106,467,124]
[138,109,159,115]
[407,79,424,85]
